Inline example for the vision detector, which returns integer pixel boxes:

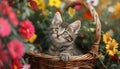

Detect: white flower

[60,2,66,12]
[86,0,99,6]
[71,0,76,2]
[108,6,115,13]
[108,29,114,37]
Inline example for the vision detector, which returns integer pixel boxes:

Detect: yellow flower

[16,10,21,14]
[35,0,46,10]
[28,34,37,43]
[48,0,62,8]
[42,10,48,17]
[99,0,111,9]
[28,0,46,10]
[114,2,120,18]
[106,39,118,56]
[103,32,112,44]
[68,7,75,17]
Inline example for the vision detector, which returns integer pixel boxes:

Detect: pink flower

[18,20,35,39]
[8,9,19,26]
[0,47,9,63]
[0,1,9,15]
[0,1,19,26]
[7,39,25,59]
[10,59,23,69]
[0,61,5,69]
[0,17,11,37]
[0,40,9,69]
[74,5,83,10]
[22,64,31,69]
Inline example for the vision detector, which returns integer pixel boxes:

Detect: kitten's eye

[55,28,58,31]
[62,31,68,37]
[52,28,58,33]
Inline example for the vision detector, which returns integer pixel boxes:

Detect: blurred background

[0,0,120,69]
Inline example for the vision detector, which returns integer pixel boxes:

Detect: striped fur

[48,12,83,61]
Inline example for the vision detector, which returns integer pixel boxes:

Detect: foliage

[0,0,120,69]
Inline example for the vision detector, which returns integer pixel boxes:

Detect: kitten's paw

[59,53,71,61]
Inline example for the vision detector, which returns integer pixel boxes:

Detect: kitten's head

[50,12,81,45]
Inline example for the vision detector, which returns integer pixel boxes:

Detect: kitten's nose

[57,34,59,38]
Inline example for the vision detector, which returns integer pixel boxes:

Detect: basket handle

[27,0,101,61]
[79,1,101,55]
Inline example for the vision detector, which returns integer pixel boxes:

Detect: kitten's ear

[52,12,62,25]
[69,20,81,34]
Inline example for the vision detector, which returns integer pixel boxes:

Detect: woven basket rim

[27,0,101,61]
[27,51,98,61]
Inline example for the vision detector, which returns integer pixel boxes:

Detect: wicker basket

[25,0,101,69]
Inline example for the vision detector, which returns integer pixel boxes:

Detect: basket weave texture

[25,0,101,69]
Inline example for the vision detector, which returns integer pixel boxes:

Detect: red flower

[29,0,38,10]
[80,34,86,38]
[7,39,25,59]
[0,0,9,15]
[84,10,93,20]
[0,0,19,26]
[0,40,9,69]
[18,20,35,39]
[7,8,19,26]
[0,17,11,37]
[10,59,23,69]
[110,56,118,61]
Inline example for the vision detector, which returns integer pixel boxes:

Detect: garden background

[0,0,120,69]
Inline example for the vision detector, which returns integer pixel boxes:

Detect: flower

[42,10,48,17]
[16,10,21,14]
[28,0,38,10]
[10,59,23,69]
[74,5,83,10]
[114,2,120,18]
[68,7,75,17]
[110,56,118,61]
[86,0,99,6]
[7,8,19,26]
[7,39,25,59]
[0,17,11,37]
[99,0,111,9]
[0,0,9,15]
[80,34,86,38]
[0,45,9,63]
[27,34,37,43]
[0,1,19,26]
[48,0,62,8]
[35,0,46,10]
[22,64,30,69]
[28,0,46,10]
[18,20,35,39]
[108,6,115,13]
[103,32,112,44]
[106,39,118,56]
[84,10,93,20]
[0,40,9,68]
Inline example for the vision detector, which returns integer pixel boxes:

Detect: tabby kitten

[48,12,83,61]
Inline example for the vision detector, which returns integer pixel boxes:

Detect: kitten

[48,12,83,61]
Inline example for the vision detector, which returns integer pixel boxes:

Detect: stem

[21,58,26,64]
[98,55,107,69]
